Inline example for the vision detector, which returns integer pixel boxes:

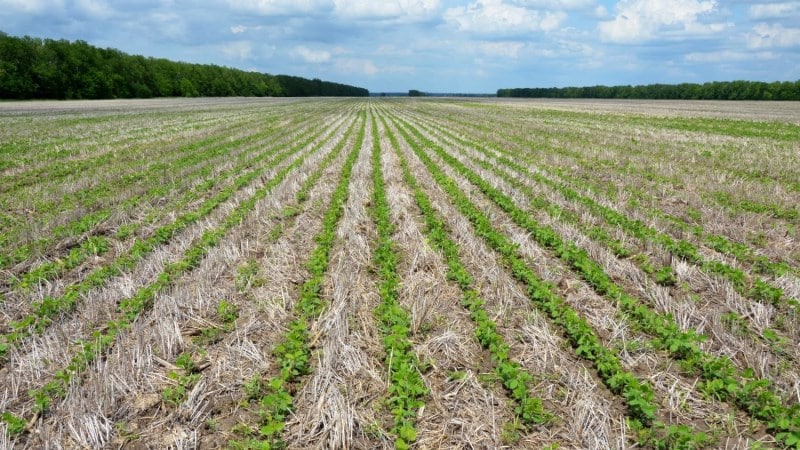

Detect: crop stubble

[1,97,798,449]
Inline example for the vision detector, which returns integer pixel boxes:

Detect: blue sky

[1,0,799,93]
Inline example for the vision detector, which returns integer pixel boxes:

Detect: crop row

[0,110,347,360]
[0,113,267,269]
[369,113,429,448]
[404,111,795,356]
[229,110,366,449]
[404,106,797,341]
[383,112,696,443]
[409,104,799,280]
[2,107,322,294]
[0,109,352,436]
[389,107,800,449]
[537,129,790,310]
[145,112,362,444]
[0,100,302,183]
[378,112,554,432]
[2,98,796,448]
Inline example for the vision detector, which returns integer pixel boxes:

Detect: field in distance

[0,97,799,449]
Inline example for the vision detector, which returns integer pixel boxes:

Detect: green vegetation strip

[0,109,241,180]
[656,209,796,279]
[408,115,792,355]
[156,301,239,413]
[0,114,346,360]
[385,113,693,446]
[502,131,792,308]
[495,117,800,276]
[157,116,358,428]
[393,112,800,449]
[412,106,799,275]
[409,110,794,310]
[113,109,331,243]
[7,125,271,284]
[0,112,281,270]
[6,110,316,290]
[370,114,428,448]
[0,112,350,434]
[0,111,261,198]
[379,114,551,432]
[0,116,254,266]
[229,111,365,449]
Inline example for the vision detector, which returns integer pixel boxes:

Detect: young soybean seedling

[217,299,239,325]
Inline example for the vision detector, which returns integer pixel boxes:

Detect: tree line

[0,32,368,99]
[497,80,800,101]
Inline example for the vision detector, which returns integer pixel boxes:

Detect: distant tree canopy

[497,81,800,101]
[0,32,368,99]
[408,89,424,97]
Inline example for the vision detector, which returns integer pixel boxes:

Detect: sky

[1,0,799,93]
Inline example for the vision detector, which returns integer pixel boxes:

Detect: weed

[235,261,263,292]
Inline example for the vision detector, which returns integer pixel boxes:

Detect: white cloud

[444,0,566,35]
[685,49,778,62]
[291,45,331,63]
[746,23,800,48]
[149,12,187,40]
[335,58,379,75]
[479,41,526,57]
[594,4,609,18]
[76,0,113,18]
[554,37,595,56]
[0,0,65,14]
[374,44,413,57]
[598,0,728,43]
[0,0,62,13]
[333,0,440,21]
[748,2,800,19]
[540,11,565,30]
[228,0,332,15]
[512,0,595,9]
[230,25,267,35]
[333,57,414,76]
[221,40,253,60]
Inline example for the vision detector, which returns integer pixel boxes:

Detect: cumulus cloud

[2,0,115,18]
[748,2,800,19]
[1,0,61,13]
[685,49,777,62]
[291,45,331,63]
[3,0,799,92]
[598,0,728,43]
[221,40,253,60]
[230,25,269,36]
[229,0,439,22]
[479,41,526,57]
[444,0,566,35]
[228,0,332,16]
[746,23,800,48]
[148,11,189,41]
[335,58,379,75]
[333,0,440,21]
[512,0,595,9]
[75,0,113,18]
[374,44,414,57]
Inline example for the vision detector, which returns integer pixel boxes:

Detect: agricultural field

[0,97,799,449]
